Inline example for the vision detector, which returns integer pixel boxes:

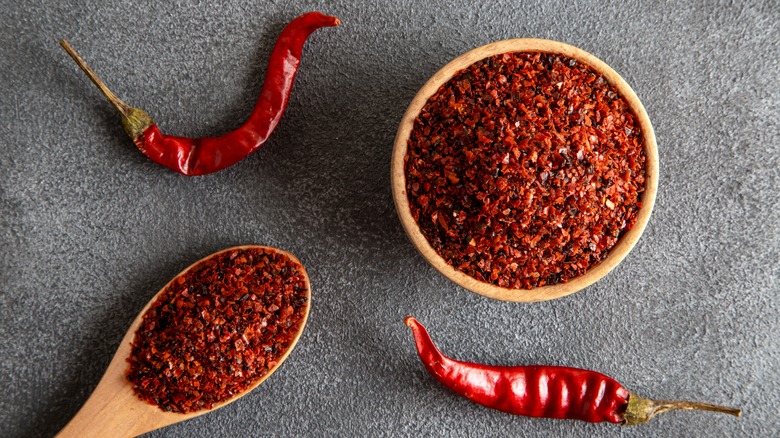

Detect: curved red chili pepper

[62,12,340,176]
[405,317,741,425]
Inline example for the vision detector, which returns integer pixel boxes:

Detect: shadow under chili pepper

[182,10,291,139]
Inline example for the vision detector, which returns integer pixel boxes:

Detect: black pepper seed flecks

[405,52,646,289]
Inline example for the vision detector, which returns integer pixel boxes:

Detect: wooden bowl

[391,39,658,302]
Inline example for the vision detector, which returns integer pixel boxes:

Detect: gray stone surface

[1,0,778,436]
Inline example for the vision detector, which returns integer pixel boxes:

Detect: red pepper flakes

[126,248,308,413]
[405,52,646,289]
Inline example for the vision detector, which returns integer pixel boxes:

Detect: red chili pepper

[61,12,340,176]
[405,317,741,425]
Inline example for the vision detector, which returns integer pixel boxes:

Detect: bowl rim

[390,38,659,302]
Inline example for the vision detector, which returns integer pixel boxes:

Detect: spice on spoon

[405,317,741,425]
[404,52,646,289]
[61,12,340,176]
[127,247,309,413]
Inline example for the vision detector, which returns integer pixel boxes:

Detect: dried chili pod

[61,12,339,175]
[405,317,742,425]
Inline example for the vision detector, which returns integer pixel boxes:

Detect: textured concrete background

[1,0,777,437]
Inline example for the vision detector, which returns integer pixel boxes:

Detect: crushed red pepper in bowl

[126,246,310,413]
[392,39,658,301]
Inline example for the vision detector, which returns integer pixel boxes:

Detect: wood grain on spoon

[56,245,311,437]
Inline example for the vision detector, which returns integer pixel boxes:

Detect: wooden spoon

[390,38,659,302]
[56,245,311,437]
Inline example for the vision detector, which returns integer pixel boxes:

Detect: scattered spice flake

[126,248,308,413]
[405,52,646,289]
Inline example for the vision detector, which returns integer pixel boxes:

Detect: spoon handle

[56,336,174,437]
[56,378,147,437]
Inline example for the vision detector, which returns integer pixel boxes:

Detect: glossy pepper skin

[62,12,340,176]
[405,317,741,426]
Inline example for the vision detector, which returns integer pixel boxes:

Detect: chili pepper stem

[60,39,153,140]
[622,393,742,426]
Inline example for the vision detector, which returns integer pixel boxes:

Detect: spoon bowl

[57,245,311,437]
[391,39,659,302]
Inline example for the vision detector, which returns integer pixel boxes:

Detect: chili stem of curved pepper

[60,40,127,115]
[623,393,742,426]
[60,40,153,140]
